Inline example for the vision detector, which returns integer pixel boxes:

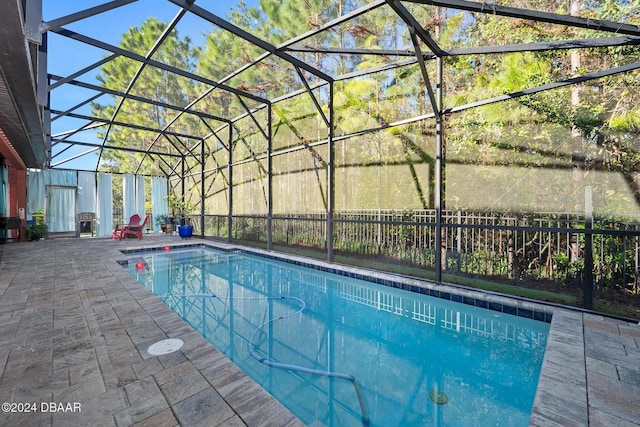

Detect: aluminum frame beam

[407,0,640,37]
[51,147,101,168]
[449,36,640,55]
[409,29,440,119]
[444,60,640,115]
[50,75,229,124]
[24,0,43,44]
[48,28,269,105]
[386,0,444,56]
[50,92,105,123]
[327,81,335,262]
[294,66,330,128]
[48,54,120,91]
[42,0,138,32]
[168,0,334,83]
[50,109,201,140]
[98,8,189,169]
[199,0,386,95]
[286,46,421,57]
[286,35,640,57]
[50,137,183,158]
[236,96,269,142]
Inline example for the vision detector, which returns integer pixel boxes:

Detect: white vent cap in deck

[147,338,184,356]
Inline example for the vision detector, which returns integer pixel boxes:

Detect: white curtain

[45,169,77,186]
[135,174,145,217]
[77,171,96,213]
[46,187,75,232]
[97,172,113,237]
[123,173,135,221]
[27,170,45,215]
[151,177,168,232]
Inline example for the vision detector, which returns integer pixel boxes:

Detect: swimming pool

[123,245,550,427]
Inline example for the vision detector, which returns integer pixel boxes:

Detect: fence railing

[201,210,640,311]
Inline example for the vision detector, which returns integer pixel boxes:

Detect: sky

[42,0,260,170]
[43,0,261,71]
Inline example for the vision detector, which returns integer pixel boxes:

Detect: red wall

[0,128,28,241]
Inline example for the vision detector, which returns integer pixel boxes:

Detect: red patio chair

[112,214,144,240]
[119,214,149,240]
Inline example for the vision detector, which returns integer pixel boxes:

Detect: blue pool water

[124,246,549,427]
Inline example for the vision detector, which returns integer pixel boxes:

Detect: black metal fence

[202,210,640,311]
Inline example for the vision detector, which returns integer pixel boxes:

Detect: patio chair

[121,214,149,240]
[112,214,147,240]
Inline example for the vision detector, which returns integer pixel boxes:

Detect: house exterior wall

[0,127,27,241]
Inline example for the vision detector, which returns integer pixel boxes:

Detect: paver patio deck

[0,235,638,426]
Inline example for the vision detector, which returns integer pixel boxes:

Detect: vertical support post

[180,155,185,231]
[267,103,273,250]
[583,186,594,309]
[24,0,42,44]
[44,108,51,164]
[327,82,335,262]
[227,124,233,243]
[180,156,185,205]
[434,57,444,284]
[37,33,48,107]
[200,138,205,238]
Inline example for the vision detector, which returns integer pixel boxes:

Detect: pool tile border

[121,242,554,324]
[255,248,555,323]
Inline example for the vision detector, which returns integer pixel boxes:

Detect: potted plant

[178,222,193,239]
[155,214,169,233]
[165,195,197,226]
[25,222,48,241]
[175,213,193,238]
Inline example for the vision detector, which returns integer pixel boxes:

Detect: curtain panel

[123,174,135,221]
[27,170,45,215]
[135,174,145,219]
[151,177,168,232]
[77,171,96,213]
[46,187,76,232]
[0,166,7,216]
[97,172,113,237]
[45,169,77,186]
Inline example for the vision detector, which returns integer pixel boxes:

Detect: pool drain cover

[429,390,449,405]
[147,338,184,356]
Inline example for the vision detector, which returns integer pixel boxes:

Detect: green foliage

[25,223,48,241]
[154,213,169,227]
[165,194,197,217]
[609,109,640,132]
[32,209,46,225]
[92,18,202,175]
[553,253,584,285]
[493,53,551,92]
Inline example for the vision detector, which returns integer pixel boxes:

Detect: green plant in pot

[174,211,193,239]
[25,223,48,241]
[165,195,196,226]
[178,222,193,239]
[155,214,169,233]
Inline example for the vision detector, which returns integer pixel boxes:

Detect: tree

[442,0,640,213]
[92,18,202,176]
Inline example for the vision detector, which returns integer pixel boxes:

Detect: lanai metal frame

[36,1,640,300]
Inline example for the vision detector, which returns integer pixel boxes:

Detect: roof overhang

[0,0,47,169]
